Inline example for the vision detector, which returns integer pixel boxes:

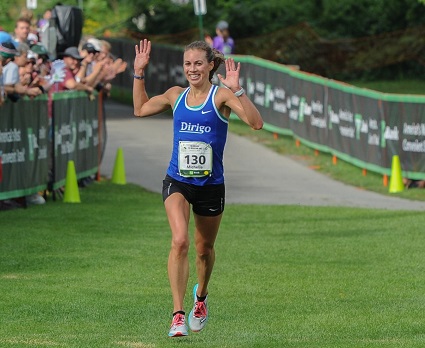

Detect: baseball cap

[87,38,102,52]
[61,46,83,60]
[0,31,13,44]
[31,43,49,56]
[82,42,99,54]
[216,20,229,31]
[27,50,37,60]
[0,41,18,58]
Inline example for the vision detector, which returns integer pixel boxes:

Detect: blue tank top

[167,85,228,186]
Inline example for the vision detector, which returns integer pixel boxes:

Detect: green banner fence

[0,91,104,201]
[0,95,49,200]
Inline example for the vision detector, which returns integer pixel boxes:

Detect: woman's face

[183,49,213,86]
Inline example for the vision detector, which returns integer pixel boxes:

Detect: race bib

[178,141,212,177]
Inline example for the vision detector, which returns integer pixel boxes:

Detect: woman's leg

[193,213,223,297]
[164,193,191,313]
[187,213,222,332]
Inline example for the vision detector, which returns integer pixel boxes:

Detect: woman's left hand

[217,58,241,93]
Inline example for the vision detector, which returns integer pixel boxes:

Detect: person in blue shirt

[133,39,263,337]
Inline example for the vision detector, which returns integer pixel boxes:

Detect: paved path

[101,100,425,211]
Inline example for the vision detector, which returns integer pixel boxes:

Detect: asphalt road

[100,100,425,211]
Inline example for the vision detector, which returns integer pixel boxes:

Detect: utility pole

[193,0,207,40]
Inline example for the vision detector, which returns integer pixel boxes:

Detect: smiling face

[183,49,214,87]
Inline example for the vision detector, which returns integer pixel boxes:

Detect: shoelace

[193,301,207,317]
[172,313,185,327]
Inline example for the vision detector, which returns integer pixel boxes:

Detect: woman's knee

[195,241,214,258]
[171,235,190,255]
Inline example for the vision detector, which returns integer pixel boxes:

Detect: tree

[126,0,197,35]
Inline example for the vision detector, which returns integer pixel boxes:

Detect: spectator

[0,41,42,101]
[77,38,127,95]
[212,20,235,55]
[1,28,128,207]
[37,9,52,32]
[97,51,127,97]
[204,30,213,47]
[0,34,14,106]
[19,8,39,42]
[0,64,4,106]
[96,40,127,81]
[50,46,93,93]
[20,51,39,89]
[14,42,30,69]
[0,31,13,44]
[30,43,51,80]
[12,17,33,47]
[1,41,44,205]
[76,42,105,88]
[15,43,33,85]
[98,39,112,61]
[87,37,102,53]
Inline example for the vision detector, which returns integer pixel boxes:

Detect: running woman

[133,39,263,337]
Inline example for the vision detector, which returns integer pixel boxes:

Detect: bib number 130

[178,141,212,177]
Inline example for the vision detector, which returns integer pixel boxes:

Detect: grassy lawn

[1,182,425,347]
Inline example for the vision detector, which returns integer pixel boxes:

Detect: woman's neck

[189,82,212,97]
[187,83,212,106]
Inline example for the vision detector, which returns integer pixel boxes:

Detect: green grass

[1,182,425,347]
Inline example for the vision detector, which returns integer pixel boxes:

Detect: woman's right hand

[134,39,151,76]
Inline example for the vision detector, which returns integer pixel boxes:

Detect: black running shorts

[162,175,225,217]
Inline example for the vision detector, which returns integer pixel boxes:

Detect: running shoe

[168,313,188,337]
[188,284,208,332]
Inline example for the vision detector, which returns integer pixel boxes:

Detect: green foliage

[3,0,425,41]
[0,0,25,32]
[226,1,313,38]
[123,0,425,40]
[126,0,198,35]
[3,0,425,78]
[316,0,425,38]
[0,0,133,36]
[81,0,133,35]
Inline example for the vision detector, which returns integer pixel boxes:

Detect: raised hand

[217,57,241,92]
[134,39,151,75]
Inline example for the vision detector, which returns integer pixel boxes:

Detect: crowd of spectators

[1,9,127,207]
